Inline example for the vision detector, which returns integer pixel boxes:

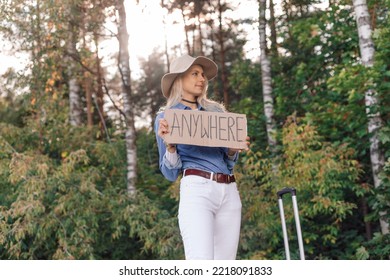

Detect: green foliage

[237,117,366,259]
[229,59,268,152]
[367,158,390,230]
[0,122,182,259]
[135,128,178,214]
[274,3,360,123]
[1,0,389,261]
[0,0,183,260]
[0,70,29,127]
[356,232,390,260]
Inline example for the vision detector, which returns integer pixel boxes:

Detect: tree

[268,0,278,55]
[134,51,166,128]
[216,0,230,107]
[66,3,83,126]
[1,0,389,260]
[116,0,137,195]
[237,117,364,259]
[166,0,207,56]
[258,0,277,151]
[353,0,388,234]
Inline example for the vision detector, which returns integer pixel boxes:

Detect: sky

[0,35,29,75]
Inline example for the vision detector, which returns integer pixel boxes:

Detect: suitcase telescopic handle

[277,187,296,198]
[277,187,305,260]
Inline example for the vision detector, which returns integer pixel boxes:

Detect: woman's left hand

[228,136,250,156]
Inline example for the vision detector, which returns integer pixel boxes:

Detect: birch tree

[116,0,137,195]
[353,0,388,234]
[259,0,277,151]
[66,13,83,127]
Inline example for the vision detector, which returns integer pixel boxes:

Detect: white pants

[178,175,242,260]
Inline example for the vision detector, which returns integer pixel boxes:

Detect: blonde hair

[163,74,225,113]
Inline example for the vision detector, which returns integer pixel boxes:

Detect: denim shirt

[154,102,238,182]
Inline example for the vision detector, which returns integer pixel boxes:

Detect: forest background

[0,0,389,260]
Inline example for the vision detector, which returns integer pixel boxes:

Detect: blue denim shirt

[154,102,238,182]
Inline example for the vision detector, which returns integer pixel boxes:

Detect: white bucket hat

[161,54,218,98]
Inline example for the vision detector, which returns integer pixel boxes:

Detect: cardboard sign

[164,109,247,149]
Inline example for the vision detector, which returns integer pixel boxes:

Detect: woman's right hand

[158,118,169,139]
[158,118,176,152]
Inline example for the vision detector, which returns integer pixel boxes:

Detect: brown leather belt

[183,168,235,184]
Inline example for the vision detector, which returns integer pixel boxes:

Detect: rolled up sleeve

[154,113,182,181]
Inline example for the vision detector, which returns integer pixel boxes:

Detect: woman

[154,54,249,260]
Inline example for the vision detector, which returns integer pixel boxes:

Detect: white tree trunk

[67,22,82,126]
[353,0,388,234]
[259,0,277,151]
[116,0,137,195]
